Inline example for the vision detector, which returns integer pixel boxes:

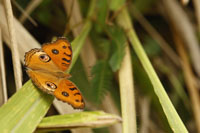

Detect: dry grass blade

[63,0,83,37]
[192,0,200,31]
[173,29,200,133]
[19,0,42,23]
[3,0,22,90]
[161,0,200,77]
[139,97,150,133]
[119,45,137,133]
[0,29,7,105]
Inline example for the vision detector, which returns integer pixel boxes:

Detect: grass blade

[0,80,53,133]
[37,111,121,132]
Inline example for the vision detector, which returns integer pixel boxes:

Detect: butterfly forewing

[42,38,72,71]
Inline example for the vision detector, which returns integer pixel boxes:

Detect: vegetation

[0,0,199,132]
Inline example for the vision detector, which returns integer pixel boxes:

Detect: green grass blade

[117,8,188,133]
[69,20,92,72]
[36,111,121,132]
[0,80,54,133]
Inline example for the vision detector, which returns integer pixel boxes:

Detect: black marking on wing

[64,52,71,57]
[74,93,81,96]
[62,58,70,63]
[69,87,77,91]
[62,45,67,49]
[75,99,80,102]
[61,63,69,67]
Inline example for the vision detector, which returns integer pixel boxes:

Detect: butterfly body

[24,37,84,109]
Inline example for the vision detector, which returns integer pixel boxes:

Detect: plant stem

[119,45,137,133]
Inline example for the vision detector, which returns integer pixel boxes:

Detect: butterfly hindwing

[26,70,84,109]
[26,70,60,94]
[54,79,85,109]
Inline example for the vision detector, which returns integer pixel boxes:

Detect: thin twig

[3,0,22,90]
[0,29,8,104]
[12,0,37,26]
[19,0,42,23]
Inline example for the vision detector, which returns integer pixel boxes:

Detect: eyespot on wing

[24,48,64,74]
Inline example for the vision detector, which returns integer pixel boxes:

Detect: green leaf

[0,80,54,133]
[90,31,111,59]
[90,60,113,104]
[36,111,121,132]
[107,26,126,72]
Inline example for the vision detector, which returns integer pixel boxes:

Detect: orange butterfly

[24,37,85,109]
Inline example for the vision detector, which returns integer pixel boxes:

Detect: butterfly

[24,37,85,109]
